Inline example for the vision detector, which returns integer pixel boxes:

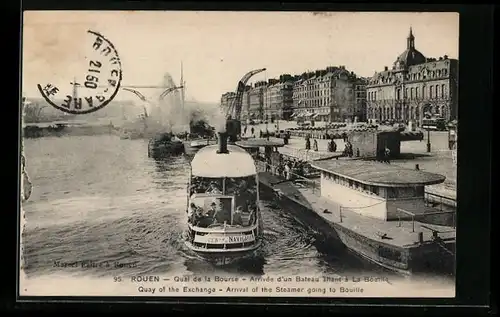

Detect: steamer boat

[184,132,263,264]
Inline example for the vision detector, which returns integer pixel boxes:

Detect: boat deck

[259,172,456,248]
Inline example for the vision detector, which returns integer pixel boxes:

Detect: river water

[21,135,452,284]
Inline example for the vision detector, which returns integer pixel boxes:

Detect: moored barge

[259,160,456,274]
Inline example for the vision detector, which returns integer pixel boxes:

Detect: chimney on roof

[217,132,229,154]
[384,66,388,71]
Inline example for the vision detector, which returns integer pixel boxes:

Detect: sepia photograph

[19,10,458,298]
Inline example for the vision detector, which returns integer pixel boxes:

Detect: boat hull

[183,139,216,157]
[184,239,262,266]
[148,142,185,158]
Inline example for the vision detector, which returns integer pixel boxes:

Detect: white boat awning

[191,144,257,178]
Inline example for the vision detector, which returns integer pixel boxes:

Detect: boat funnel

[217,132,229,154]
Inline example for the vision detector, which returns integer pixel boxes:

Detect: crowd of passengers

[188,199,258,228]
[189,177,256,196]
[188,177,258,228]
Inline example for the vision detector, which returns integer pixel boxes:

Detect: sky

[22,11,459,103]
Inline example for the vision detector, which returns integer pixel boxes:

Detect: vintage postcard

[19,11,458,298]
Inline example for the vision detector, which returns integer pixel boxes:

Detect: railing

[396,208,456,232]
[424,192,457,209]
[256,160,321,196]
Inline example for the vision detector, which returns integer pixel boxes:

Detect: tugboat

[183,119,217,158]
[184,131,263,265]
[147,132,185,158]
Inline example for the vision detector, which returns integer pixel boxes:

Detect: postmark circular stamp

[37,30,123,115]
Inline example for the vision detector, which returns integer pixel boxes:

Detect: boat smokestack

[217,132,229,154]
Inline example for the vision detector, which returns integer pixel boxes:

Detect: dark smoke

[123,72,226,136]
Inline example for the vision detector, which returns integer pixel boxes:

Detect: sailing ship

[184,132,263,265]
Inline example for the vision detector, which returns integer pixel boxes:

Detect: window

[416,87,420,99]
[415,187,424,197]
[430,86,434,98]
[386,188,397,199]
[410,88,414,99]
[441,84,446,98]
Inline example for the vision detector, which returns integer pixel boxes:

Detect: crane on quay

[224,68,266,143]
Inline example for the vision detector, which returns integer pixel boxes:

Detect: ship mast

[180,61,187,132]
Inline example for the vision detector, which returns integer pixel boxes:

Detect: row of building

[220,28,458,126]
[221,69,368,123]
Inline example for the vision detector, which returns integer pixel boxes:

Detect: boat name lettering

[196,234,254,244]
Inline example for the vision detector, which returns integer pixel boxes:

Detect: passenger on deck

[384,146,391,164]
[232,206,244,226]
[248,205,257,225]
[207,182,222,194]
[212,201,229,225]
[190,204,204,226]
[196,202,217,227]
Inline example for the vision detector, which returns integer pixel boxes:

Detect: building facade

[248,81,266,119]
[263,76,294,120]
[354,77,368,122]
[292,66,365,123]
[221,69,366,123]
[366,28,459,126]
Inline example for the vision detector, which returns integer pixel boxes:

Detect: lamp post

[426,127,431,152]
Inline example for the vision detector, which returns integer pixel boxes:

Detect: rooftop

[191,144,257,178]
[311,160,446,187]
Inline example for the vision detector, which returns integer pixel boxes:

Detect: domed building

[366,28,458,127]
[392,28,427,70]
